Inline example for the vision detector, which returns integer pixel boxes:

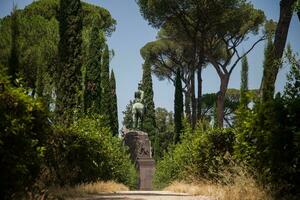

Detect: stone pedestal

[123,130,155,190]
[137,158,155,190]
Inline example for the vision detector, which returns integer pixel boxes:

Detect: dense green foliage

[154,57,300,196]
[110,70,119,136]
[174,68,183,144]
[100,45,112,127]
[83,25,105,114]
[153,49,300,198]
[22,0,116,34]
[1,0,300,199]
[46,116,137,188]
[55,0,83,125]
[122,100,134,129]
[153,107,174,160]
[234,52,300,196]
[0,1,137,199]
[234,100,299,197]
[0,0,116,107]
[0,83,50,199]
[8,6,19,86]
[154,126,235,189]
[141,60,156,140]
[240,56,249,107]
[0,81,137,199]
[261,37,276,101]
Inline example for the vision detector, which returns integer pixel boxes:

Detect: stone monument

[123,130,155,190]
[122,82,155,190]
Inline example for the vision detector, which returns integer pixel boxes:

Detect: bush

[234,97,300,196]
[234,52,300,198]
[45,116,137,189]
[153,126,235,189]
[0,74,137,198]
[0,84,50,199]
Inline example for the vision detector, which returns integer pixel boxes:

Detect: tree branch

[229,35,266,75]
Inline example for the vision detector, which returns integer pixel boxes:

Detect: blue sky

[1,0,300,127]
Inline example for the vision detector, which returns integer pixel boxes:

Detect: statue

[132,82,145,129]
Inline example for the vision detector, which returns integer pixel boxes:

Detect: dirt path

[72,191,214,200]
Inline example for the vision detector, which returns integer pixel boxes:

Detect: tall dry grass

[74,180,129,193]
[48,181,129,199]
[164,180,271,200]
[164,166,272,200]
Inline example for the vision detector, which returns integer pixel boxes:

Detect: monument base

[122,130,155,190]
[137,158,155,190]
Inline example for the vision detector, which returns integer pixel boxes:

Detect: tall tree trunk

[197,65,203,120]
[216,75,229,127]
[274,0,297,59]
[191,69,197,128]
[261,0,296,101]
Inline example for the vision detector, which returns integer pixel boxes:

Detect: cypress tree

[240,56,249,108]
[100,44,112,127]
[56,0,83,125]
[84,25,105,114]
[110,70,119,136]
[8,5,19,86]
[141,60,156,140]
[174,68,183,144]
[261,37,275,102]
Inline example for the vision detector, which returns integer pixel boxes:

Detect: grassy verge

[163,164,272,200]
[48,181,129,199]
[164,177,271,200]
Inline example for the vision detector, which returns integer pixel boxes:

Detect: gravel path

[72,191,215,200]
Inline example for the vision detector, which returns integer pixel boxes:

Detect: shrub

[153,126,235,189]
[0,84,50,199]
[234,52,300,198]
[45,115,137,189]
[234,97,300,197]
[0,74,137,198]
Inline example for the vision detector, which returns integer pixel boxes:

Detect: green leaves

[141,60,157,141]
[154,127,235,189]
[0,85,50,199]
[137,0,266,128]
[47,115,137,188]
[100,44,112,127]
[110,70,119,136]
[83,24,105,115]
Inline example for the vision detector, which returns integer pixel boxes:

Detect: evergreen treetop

[56,0,83,125]
[100,44,112,127]
[8,5,20,86]
[240,56,249,108]
[84,24,105,114]
[110,69,119,136]
[141,60,156,140]
[174,68,183,144]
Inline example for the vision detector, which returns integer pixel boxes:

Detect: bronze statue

[132,82,145,129]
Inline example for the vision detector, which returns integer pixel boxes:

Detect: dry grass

[164,174,272,200]
[49,181,129,199]
[74,180,129,193]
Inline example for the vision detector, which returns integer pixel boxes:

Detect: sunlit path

[71,191,214,200]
